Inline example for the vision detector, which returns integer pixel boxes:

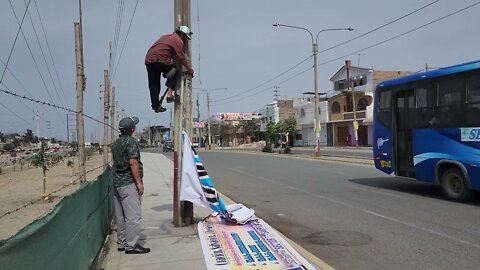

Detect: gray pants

[114,183,142,249]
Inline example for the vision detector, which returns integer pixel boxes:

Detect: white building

[259,100,294,132]
[293,97,329,146]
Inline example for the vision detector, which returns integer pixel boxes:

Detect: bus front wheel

[440,168,472,202]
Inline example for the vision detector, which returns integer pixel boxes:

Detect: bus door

[394,90,415,178]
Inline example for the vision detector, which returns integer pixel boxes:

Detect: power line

[0,101,35,128]
[22,0,68,108]
[112,0,125,70]
[33,0,70,108]
[318,0,441,55]
[1,81,37,113]
[7,0,65,124]
[112,0,140,82]
[212,66,313,106]
[0,0,32,85]
[211,55,313,103]
[0,87,118,131]
[318,1,480,67]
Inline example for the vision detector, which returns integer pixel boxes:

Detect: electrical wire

[33,0,70,108]
[0,87,118,131]
[112,0,139,82]
[7,0,66,124]
[22,0,68,108]
[0,0,31,85]
[0,100,35,128]
[112,0,125,70]
[211,55,313,103]
[318,0,441,54]
[212,67,313,106]
[318,1,480,67]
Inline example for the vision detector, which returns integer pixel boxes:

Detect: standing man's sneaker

[125,245,151,254]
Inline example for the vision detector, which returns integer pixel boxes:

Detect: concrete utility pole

[103,70,110,170]
[110,87,116,144]
[273,23,352,157]
[74,21,86,183]
[345,60,358,147]
[174,0,193,227]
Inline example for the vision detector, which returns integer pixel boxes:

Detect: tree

[219,122,233,146]
[31,141,63,200]
[0,131,4,142]
[24,129,35,143]
[3,143,14,151]
[242,119,260,143]
[50,137,57,143]
[279,117,297,136]
[265,121,280,145]
[12,137,22,148]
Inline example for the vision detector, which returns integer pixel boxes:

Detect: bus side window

[414,82,435,128]
[377,89,392,127]
[466,72,480,126]
[435,78,465,127]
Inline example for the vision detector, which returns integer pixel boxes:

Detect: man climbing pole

[145,25,194,113]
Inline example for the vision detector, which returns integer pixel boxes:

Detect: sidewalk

[101,152,211,270]
[100,152,330,270]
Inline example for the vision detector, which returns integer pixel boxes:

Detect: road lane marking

[216,164,480,250]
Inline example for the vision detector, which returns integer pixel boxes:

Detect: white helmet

[177,25,192,40]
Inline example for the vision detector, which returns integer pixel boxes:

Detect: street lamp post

[196,88,227,150]
[273,23,352,157]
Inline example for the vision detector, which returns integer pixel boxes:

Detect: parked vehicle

[163,140,173,152]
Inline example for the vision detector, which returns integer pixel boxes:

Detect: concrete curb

[205,149,374,166]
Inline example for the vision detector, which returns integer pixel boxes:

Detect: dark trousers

[146,62,177,109]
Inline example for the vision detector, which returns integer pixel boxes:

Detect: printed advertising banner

[216,113,261,121]
[198,216,317,270]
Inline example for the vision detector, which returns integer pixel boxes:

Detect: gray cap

[119,116,139,131]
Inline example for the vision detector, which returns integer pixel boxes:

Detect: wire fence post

[103,70,110,170]
[74,22,86,183]
[110,87,116,146]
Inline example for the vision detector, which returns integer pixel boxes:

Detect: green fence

[0,168,114,270]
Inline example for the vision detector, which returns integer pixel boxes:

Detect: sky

[1,0,479,142]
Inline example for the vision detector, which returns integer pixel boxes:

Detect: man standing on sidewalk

[111,116,150,254]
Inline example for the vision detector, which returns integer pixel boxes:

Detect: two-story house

[293,95,329,146]
[328,63,412,146]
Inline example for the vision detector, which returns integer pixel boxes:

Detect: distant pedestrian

[145,25,194,113]
[111,116,150,254]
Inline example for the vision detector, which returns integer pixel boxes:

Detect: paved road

[144,148,480,269]
[201,151,480,270]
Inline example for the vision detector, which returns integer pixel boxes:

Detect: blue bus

[373,60,480,201]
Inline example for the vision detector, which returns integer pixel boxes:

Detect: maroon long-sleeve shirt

[145,33,187,65]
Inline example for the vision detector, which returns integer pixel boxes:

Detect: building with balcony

[329,65,412,146]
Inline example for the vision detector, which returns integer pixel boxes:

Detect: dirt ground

[0,153,108,240]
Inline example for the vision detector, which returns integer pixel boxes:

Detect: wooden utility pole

[103,70,110,170]
[173,0,193,227]
[74,22,86,183]
[110,87,116,144]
